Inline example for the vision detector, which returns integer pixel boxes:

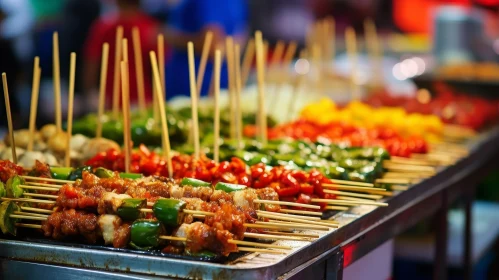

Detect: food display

[365,86,499,130]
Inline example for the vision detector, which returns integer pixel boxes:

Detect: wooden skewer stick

[270,41,297,113]
[183,209,215,216]
[53,32,62,132]
[21,207,54,214]
[16,223,43,229]
[322,184,382,192]
[2,73,16,163]
[390,185,409,191]
[248,222,329,231]
[328,179,374,187]
[383,172,431,179]
[364,18,382,87]
[196,31,213,96]
[19,185,59,192]
[254,31,268,145]
[243,232,313,241]
[258,210,322,221]
[13,211,48,218]
[375,178,411,185]
[311,198,388,207]
[324,206,349,211]
[96,43,110,139]
[132,27,146,113]
[150,51,173,178]
[279,209,323,216]
[120,61,131,173]
[0,197,55,204]
[287,50,307,121]
[122,38,128,62]
[21,176,74,184]
[237,247,287,255]
[187,42,201,159]
[256,211,338,228]
[225,37,236,139]
[323,190,382,200]
[336,196,374,203]
[112,26,124,119]
[234,43,243,151]
[241,39,255,87]
[213,49,222,163]
[157,34,166,100]
[261,231,320,238]
[26,182,64,188]
[27,57,40,151]
[253,199,320,210]
[65,52,76,167]
[159,235,291,250]
[345,26,359,100]
[10,215,47,221]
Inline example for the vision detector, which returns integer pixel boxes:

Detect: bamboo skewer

[270,41,297,113]
[323,190,382,200]
[150,52,173,178]
[243,232,313,241]
[375,178,411,185]
[65,53,76,167]
[279,209,323,216]
[322,184,383,192]
[21,176,73,184]
[324,206,349,211]
[327,179,374,187]
[364,18,382,87]
[13,211,48,218]
[254,31,268,145]
[257,210,322,221]
[53,32,62,132]
[234,43,243,151]
[256,211,338,228]
[236,247,286,254]
[253,199,320,210]
[21,207,54,214]
[0,197,55,204]
[345,26,359,100]
[248,222,329,231]
[27,57,40,152]
[241,39,255,87]
[132,27,146,113]
[158,235,291,250]
[96,43,110,139]
[112,26,124,119]
[158,34,166,100]
[122,38,128,63]
[261,231,319,238]
[19,185,59,192]
[287,50,307,121]
[187,42,201,159]
[2,73,16,163]
[22,193,59,199]
[213,50,222,163]
[310,198,388,207]
[9,215,47,221]
[225,37,236,139]
[196,31,213,96]
[121,61,131,173]
[15,223,42,229]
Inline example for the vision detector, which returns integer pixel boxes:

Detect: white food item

[70,134,88,152]
[98,214,122,245]
[232,189,258,209]
[18,151,45,168]
[102,192,132,213]
[169,184,184,199]
[43,153,59,166]
[0,147,25,161]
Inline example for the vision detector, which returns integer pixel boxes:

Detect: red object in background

[245,120,428,157]
[84,13,160,107]
[366,85,499,130]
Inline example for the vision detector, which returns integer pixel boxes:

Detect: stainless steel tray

[1,128,499,279]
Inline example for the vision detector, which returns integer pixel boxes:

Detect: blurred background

[0,0,497,130]
[0,1,498,279]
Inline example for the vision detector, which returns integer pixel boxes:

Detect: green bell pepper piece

[153,199,186,227]
[50,167,74,180]
[119,173,143,179]
[117,198,147,221]
[185,250,217,258]
[68,166,93,181]
[130,219,161,248]
[215,182,246,193]
[129,241,154,251]
[0,182,5,198]
[181,178,211,188]
[94,167,115,178]
[6,176,24,198]
[0,201,20,235]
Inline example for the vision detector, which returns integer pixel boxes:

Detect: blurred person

[0,8,21,129]
[83,0,159,111]
[163,0,247,98]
